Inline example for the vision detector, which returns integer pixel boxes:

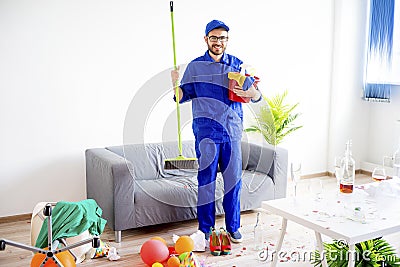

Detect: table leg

[314,231,328,267]
[347,244,355,267]
[271,218,288,267]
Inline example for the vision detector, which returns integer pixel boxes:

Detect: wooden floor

[1,210,272,267]
[1,175,398,267]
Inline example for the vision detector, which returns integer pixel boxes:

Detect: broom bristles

[164,156,198,170]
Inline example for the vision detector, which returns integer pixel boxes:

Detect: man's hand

[232,84,261,101]
[171,66,180,87]
[171,67,183,102]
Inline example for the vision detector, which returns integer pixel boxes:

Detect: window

[391,3,400,83]
[364,0,400,102]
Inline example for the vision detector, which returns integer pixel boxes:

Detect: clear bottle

[393,138,400,179]
[339,140,355,194]
[254,212,264,251]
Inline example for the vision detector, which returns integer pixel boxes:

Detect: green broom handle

[170,1,183,156]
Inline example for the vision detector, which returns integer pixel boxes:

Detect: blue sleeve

[177,63,196,103]
[251,92,262,103]
[172,79,195,103]
[179,83,195,103]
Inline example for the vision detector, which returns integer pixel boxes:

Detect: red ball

[168,246,177,256]
[140,239,169,266]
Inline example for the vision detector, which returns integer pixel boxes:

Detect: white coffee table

[262,183,400,267]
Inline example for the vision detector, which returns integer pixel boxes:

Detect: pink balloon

[140,239,169,266]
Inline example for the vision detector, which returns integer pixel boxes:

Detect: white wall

[0,0,166,216]
[327,0,400,176]
[3,0,388,217]
[367,87,400,165]
[243,0,334,176]
[327,0,370,172]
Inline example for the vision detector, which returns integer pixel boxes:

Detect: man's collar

[204,50,228,64]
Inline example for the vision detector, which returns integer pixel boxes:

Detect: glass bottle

[339,140,355,194]
[393,138,400,179]
[254,212,264,250]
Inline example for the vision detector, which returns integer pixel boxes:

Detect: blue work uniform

[179,51,255,234]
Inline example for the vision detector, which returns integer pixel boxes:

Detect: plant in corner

[245,90,302,145]
[311,238,400,267]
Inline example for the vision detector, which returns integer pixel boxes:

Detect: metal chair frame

[0,203,100,267]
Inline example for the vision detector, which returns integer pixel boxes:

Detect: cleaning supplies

[227,72,259,103]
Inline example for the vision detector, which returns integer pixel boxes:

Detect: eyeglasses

[208,36,229,42]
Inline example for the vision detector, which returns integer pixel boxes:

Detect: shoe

[229,230,243,243]
[219,228,232,255]
[209,228,221,256]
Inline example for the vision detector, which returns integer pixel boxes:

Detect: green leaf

[312,239,400,267]
[244,89,302,145]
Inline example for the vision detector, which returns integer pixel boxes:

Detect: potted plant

[245,90,302,145]
[311,238,400,267]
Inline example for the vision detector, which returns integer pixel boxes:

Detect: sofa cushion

[106,141,197,180]
[106,144,158,180]
[106,141,276,181]
[135,176,199,208]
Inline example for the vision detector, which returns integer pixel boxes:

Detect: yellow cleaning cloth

[228,72,247,87]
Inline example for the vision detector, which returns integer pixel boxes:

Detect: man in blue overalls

[171,20,262,243]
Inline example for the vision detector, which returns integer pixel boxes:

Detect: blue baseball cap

[205,20,229,36]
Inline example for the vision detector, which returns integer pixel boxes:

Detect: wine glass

[372,157,388,182]
[291,162,302,197]
[372,167,386,181]
[308,178,323,201]
[334,156,343,190]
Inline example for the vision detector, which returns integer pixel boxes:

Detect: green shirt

[35,199,107,248]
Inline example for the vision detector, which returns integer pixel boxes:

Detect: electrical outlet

[383,156,394,168]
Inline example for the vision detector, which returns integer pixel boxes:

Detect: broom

[164,1,198,170]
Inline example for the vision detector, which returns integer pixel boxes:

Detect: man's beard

[208,43,225,56]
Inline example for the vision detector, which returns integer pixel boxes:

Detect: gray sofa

[85,141,288,242]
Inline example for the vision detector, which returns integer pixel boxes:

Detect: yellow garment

[228,72,247,87]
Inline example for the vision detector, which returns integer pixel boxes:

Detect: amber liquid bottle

[340,183,353,193]
[339,140,355,194]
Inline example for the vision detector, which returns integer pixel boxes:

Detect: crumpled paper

[172,230,205,252]
[107,247,120,261]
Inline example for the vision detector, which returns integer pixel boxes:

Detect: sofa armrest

[242,142,288,199]
[85,148,135,231]
[269,145,288,199]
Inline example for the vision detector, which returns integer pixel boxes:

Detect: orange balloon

[31,248,76,267]
[174,236,194,255]
[151,236,167,246]
[167,255,181,267]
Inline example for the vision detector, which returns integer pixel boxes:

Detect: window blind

[364,0,399,102]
